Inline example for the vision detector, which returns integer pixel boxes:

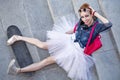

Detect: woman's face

[80,9,93,26]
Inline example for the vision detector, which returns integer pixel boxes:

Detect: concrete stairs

[0,0,120,80]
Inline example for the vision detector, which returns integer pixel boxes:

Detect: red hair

[78,3,92,14]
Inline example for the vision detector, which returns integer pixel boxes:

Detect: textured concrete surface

[100,0,120,55]
[0,0,40,63]
[0,0,120,80]
[48,0,74,21]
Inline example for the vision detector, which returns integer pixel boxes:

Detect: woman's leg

[7,35,48,49]
[19,56,56,73]
[7,56,56,74]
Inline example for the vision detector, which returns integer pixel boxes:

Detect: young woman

[7,3,112,80]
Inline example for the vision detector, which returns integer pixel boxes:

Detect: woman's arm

[94,12,109,23]
[89,6,109,23]
[89,6,112,33]
[65,29,74,34]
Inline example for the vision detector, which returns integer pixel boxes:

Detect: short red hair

[78,3,92,14]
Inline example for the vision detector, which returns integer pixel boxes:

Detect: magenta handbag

[84,22,102,55]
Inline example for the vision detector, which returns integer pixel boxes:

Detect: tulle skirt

[46,14,94,80]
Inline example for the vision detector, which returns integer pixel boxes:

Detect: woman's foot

[7,59,20,75]
[7,35,22,45]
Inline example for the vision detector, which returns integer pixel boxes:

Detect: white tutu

[46,14,94,80]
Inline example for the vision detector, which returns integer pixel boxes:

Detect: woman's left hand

[89,6,109,23]
[89,6,95,15]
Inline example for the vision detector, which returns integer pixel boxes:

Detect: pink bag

[84,22,102,55]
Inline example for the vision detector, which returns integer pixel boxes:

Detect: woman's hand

[89,6,96,15]
[65,29,74,34]
[89,6,109,23]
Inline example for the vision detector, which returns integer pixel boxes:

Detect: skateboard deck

[7,25,34,76]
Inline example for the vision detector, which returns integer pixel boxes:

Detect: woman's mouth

[85,20,89,24]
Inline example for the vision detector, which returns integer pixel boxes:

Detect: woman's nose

[84,18,87,21]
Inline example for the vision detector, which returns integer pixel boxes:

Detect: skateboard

[7,25,34,76]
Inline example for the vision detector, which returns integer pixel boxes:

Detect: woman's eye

[81,16,84,18]
[85,15,89,17]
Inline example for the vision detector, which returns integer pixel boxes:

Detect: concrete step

[94,0,120,80]
[100,0,120,55]
[22,0,71,80]
[0,0,40,80]
[94,49,120,80]
[47,0,75,22]
[0,19,12,80]
[0,0,40,62]
[23,0,54,60]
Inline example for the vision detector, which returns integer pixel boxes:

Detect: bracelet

[93,11,96,16]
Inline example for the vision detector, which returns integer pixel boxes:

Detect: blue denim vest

[74,19,112,48]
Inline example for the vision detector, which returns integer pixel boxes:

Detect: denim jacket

[74,18,112,48]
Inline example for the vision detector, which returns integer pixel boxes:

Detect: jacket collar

[80,17,98,30]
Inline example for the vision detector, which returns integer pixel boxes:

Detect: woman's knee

[38,42,48,50]
[44,56,56,64]
[34,39,48,49]
[40,42,48,50]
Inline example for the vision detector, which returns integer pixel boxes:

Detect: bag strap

[86,22,98,47]
[73,22,78,33]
